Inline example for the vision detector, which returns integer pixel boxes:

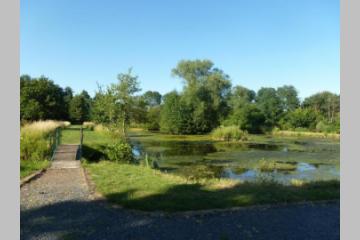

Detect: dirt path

[21,163,339,240]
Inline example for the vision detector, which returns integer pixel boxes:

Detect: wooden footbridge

[49,127,84,169]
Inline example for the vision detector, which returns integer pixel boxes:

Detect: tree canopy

[20,59,340,135]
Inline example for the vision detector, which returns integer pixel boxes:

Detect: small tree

[69,94,91,123]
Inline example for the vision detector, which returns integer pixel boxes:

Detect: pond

[128,130,340,184]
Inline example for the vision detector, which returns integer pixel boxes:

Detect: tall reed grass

[211,126,248,142]
[20,120,70,161]
[272,129,340,140]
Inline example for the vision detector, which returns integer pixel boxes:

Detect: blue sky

[20,0,339,100]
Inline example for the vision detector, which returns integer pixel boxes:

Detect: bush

[211,126,248,141]
[104,141,134,163]
[316,120,339,133]
[287,108,319,130]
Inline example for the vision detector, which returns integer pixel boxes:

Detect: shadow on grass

[81,144,107,162]
[103,180,340,212]
[21,182,340,240]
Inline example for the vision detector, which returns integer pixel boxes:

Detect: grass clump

[211,126,248,142]
[256,159,297,172]
[84,161,339,212]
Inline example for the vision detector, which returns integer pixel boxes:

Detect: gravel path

[21,167,339,240]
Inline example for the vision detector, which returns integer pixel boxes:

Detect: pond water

[129,131,340,184]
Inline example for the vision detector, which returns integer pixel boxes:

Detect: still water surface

[129,131,339,184]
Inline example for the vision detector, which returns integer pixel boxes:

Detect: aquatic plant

[211,126,248,142]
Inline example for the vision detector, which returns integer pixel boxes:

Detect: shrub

[287,108,319,130]
[211,126,248,142]
[104,141,134,163]
[316,120,339,133]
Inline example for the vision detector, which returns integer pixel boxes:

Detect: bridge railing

[79,127,84,159]
[49,127,61,161]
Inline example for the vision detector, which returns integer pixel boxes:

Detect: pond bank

[84,161,339,212]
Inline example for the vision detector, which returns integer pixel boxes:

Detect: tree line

[20,59,340,134]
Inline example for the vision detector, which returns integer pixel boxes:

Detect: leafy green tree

[92,69,141,136]
[131,96,148,126]
[63,87,74,120]
[171,59,231,133]
[142,91,162,107]
[20,75,67,121]
[302,91,340,123]
[255,87,283,127]
[160,91,191,134]
[225,104,266,133]
[69,93,91,123]
[91,85,120,124]
[228,85,256,109]
[286,108,319,130]
[146,106,161,131]
[277,85,300,112]
[113,69,141,135]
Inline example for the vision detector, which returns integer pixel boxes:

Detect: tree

[113,69,141,135]
[91,70,141,136]
[69,94,91,123]
[302,91,340,123]
[142,91,162,107]
[228,85,256,109]
[131,96,148,126]
[277,85,300,112]
[91,86,119,124]
[225,104,266,133]
[20,75,67,121]
[63,87,74,120]
[146,106,161,131]
[160,91,191,134]
[171,59,231,133]
[255,87,283,127]
[286,108,319,130]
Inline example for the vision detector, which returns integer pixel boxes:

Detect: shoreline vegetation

[84,161,339,212]
[271,129,340,140]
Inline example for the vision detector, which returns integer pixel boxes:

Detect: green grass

[85,161,339,212]
[20,160,50,178]
[61,127,114,145]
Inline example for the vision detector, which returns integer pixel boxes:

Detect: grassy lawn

[20,160,50,179]
[85,161,339,212]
